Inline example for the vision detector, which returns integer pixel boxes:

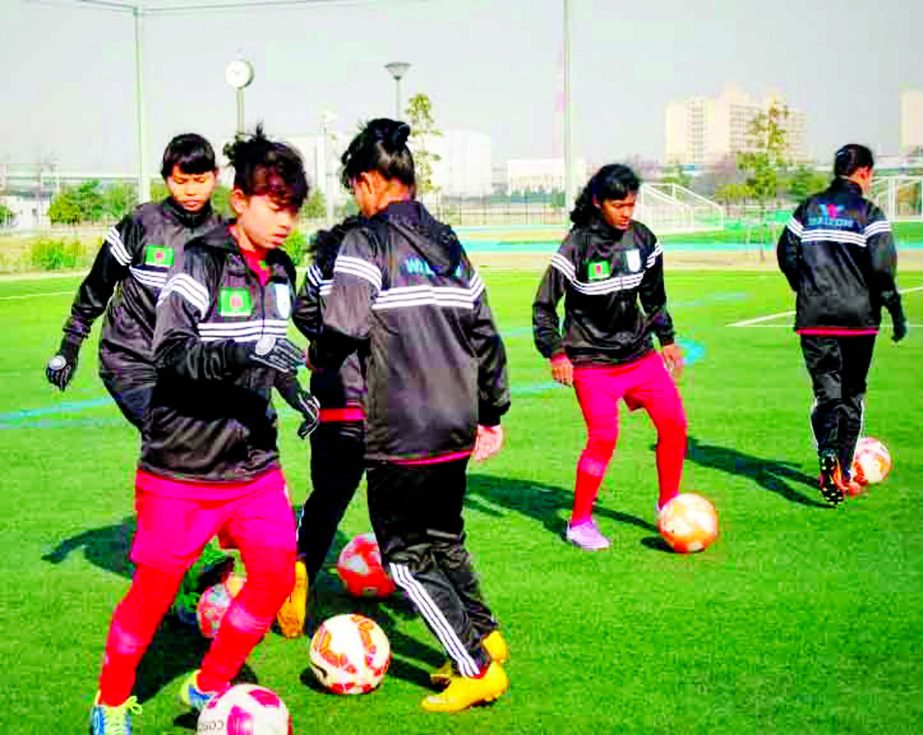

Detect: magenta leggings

[572,351,688,519]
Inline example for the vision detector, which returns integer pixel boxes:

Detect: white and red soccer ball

[336,533,395,598]
[851,437,892,486]
[657,493,719,554]
[309,613,391,695]
[197,684,292,735]
[196,574,245,639]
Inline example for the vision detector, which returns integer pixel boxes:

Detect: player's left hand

[295,392,321,439]
[662,343,685,379]
[473,424,504,462]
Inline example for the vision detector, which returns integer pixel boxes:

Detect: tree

[405,93,442,196]
[48,180,106,225]
[737,102,790,258]
[104,183,138,220]
[0,201,13,227]
[786,165,827,202]
[301,190,326,219]
[661,163,692,189]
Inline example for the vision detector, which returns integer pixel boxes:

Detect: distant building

[665,86,809,166]
[506,157,588,194]
[900,89,923,155]
[420,130,493,198]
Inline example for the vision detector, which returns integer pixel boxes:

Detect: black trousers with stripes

[367,458,496,677]
[297,421,366,585]
[801,334,876,472]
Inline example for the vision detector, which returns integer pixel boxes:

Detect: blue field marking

[0,397,113,422]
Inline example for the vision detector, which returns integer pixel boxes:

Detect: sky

[2,0,922,173]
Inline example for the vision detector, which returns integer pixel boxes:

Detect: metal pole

[237,88,245,135]
[395,77,402,120]
[563,0,575,215]
[133,5,150,202]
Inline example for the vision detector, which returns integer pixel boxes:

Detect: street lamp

[384,61,411,120]
[320,110,338,226]
[225,59,255,136]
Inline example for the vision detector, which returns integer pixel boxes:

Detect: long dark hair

[223,125,309,210]
[834,143,874,177]
[570,164,641,226]
[340,118,415,190]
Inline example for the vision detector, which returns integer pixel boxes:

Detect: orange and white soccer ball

[657,493,719,553]
[851,437,892,485]
[197,683,292,734]
[309,613,391,695]
[336,533,396,598]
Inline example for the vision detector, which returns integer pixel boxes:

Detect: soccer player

[45,133,221,425]
[276,216,368,638]
[88,128,313,734]
[307,118,511,712]
[777,143,907,505]
[532,164,687,551]
[43,134,234,619]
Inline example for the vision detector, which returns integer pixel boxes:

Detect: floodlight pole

[132,4,150,203]
[563,0,575,215]
[385,61,411,120]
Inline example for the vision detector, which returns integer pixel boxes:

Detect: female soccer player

[532,164,687,551]
[276,216,369,638]
[88,128,312,734]
[777,143,906,504]
[307,119,511,712]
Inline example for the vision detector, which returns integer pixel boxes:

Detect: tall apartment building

[665,86,808,166]
[900,89,923,155]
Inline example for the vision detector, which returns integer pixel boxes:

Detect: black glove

[295,391,321,439]
[889,303,908,343]
[247,336,304,373]
[45,339,80,390]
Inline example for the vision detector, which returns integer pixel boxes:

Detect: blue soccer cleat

[179,670,224,712]
[89,693,142,734]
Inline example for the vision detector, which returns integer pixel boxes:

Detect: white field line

[0,290,74,301]
[728,285,923,328]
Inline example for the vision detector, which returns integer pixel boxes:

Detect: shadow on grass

[686,436,828,508]
[42,516,135,579]
[466,473,657,538]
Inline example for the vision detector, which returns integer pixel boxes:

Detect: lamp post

[384,61,411,120]
[562,0,575,215]
[225,59,255,136]
[320,110,338,226]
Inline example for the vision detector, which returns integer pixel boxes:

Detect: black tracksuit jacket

[533,215,675,366]
[141,226,299,483]
[60,197,221,389]
[776,178,902,332]
[293,218,367,416]
[308,201,510,462]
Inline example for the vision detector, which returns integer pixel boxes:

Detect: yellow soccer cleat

[482,630,509,664]
[429,659,458,688]
[421,661,509,713]
[276,559,309,639]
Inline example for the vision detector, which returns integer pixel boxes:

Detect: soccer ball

[309,613,391,694]
[851,437,892,485]
[657,493,719,553]
[196,575,244,639]
[336,533,395,598]
[196,684,292,735]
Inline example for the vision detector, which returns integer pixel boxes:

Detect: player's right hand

[892,316,908,343]
[550,353,574,387]
[45,350,77,391]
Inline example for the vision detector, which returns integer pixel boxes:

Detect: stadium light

[385,61,411,120]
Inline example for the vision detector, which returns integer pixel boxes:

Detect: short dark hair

[570,164,641,226]
[223,125,309,211]
[340,118,415,190]
[160,133,217,179]
[834,144,874,177]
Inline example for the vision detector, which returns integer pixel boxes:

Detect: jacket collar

[161,196,215,229]
[829,178,863,197]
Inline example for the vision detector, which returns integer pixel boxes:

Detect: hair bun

[389,122,411,150]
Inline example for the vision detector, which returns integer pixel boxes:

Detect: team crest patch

[587,260,611,281]
[219,287,252,317]
[273,283,292,319]
[625,248,642,273]
[144,245,174,268]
